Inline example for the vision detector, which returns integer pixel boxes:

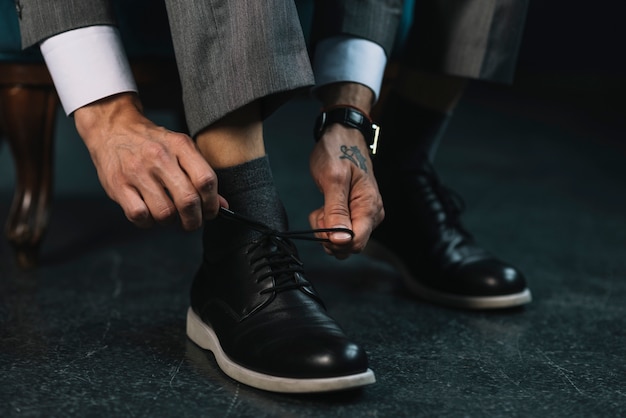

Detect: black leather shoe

[366,160,532,310]
[187,208,375,393]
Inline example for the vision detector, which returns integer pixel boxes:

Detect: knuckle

[195,172,217,193]
[326,166,349,182]
[125,206,150,225]
[180,192,202,212]
[154,205,177,223]
[167,132,192,148]
[328,203,350,218]
[145,142,171,163]
[121,159,143,177]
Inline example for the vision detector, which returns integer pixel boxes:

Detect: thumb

[323,187,354,244]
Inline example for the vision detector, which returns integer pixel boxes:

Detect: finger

[321,183,354,243]
[345,213,373,253]
[113,156,181,227]
[158,174,203,231]
[176,144,222,220]
[308,207,325,238]
[115,186,155,229]
[99,162,165,228]
[217,195,229,211]
[346,193,385,253]
[138,176,181,226]
[310,207,354,259]
[139,140,203,230]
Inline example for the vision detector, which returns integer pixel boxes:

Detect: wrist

[315,82,374,113]
[75,92,143,135]
[313,104,380,155]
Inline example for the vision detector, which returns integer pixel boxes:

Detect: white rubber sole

[186,308,376,393]
[364,240,532,310]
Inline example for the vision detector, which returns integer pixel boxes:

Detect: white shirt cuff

[40,26,137,115]
[312,36,387,103]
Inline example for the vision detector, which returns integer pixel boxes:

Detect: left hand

[309,123,385,259]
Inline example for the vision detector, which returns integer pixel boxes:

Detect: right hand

[74,92,227,231]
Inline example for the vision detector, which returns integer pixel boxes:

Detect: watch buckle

[370,124,380,155]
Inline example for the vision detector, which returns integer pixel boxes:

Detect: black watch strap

[313,106,380,155]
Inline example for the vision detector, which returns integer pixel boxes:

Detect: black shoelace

[218,207,353,295]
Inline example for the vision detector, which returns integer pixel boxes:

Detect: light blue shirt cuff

[40,26,137,115]
[312,36,387,104]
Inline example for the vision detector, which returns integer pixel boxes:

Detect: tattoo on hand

[339,145,368,172]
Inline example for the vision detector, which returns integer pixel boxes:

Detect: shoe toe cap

[241,333,370,379]
[456,259,528,296]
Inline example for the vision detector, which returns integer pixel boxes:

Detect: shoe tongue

[202,207,289,262]
[200,216,256,262]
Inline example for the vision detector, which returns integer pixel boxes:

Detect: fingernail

[333,232,353,240]
[332,225,353,240]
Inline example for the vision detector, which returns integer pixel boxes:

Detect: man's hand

[74,92,227,231]
[309,123,384,259]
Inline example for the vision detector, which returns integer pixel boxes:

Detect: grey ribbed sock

[215,156,288,229]
[202,156,288,258]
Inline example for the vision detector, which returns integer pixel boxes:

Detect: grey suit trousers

[17,0,314,137]
[311,0,529,84]
[310,0,404,58]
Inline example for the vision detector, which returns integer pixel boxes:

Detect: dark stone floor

[1,77,625,417]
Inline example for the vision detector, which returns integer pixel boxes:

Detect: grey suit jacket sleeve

[310,0,404,58]
[17,0,116,48]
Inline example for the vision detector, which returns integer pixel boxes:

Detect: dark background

[517,1,626,78]
[515,1,626,114]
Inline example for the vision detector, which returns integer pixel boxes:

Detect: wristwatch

[313,106,380,155]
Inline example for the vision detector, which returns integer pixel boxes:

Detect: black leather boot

[187,208,375,393]
[367,158,532,310]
